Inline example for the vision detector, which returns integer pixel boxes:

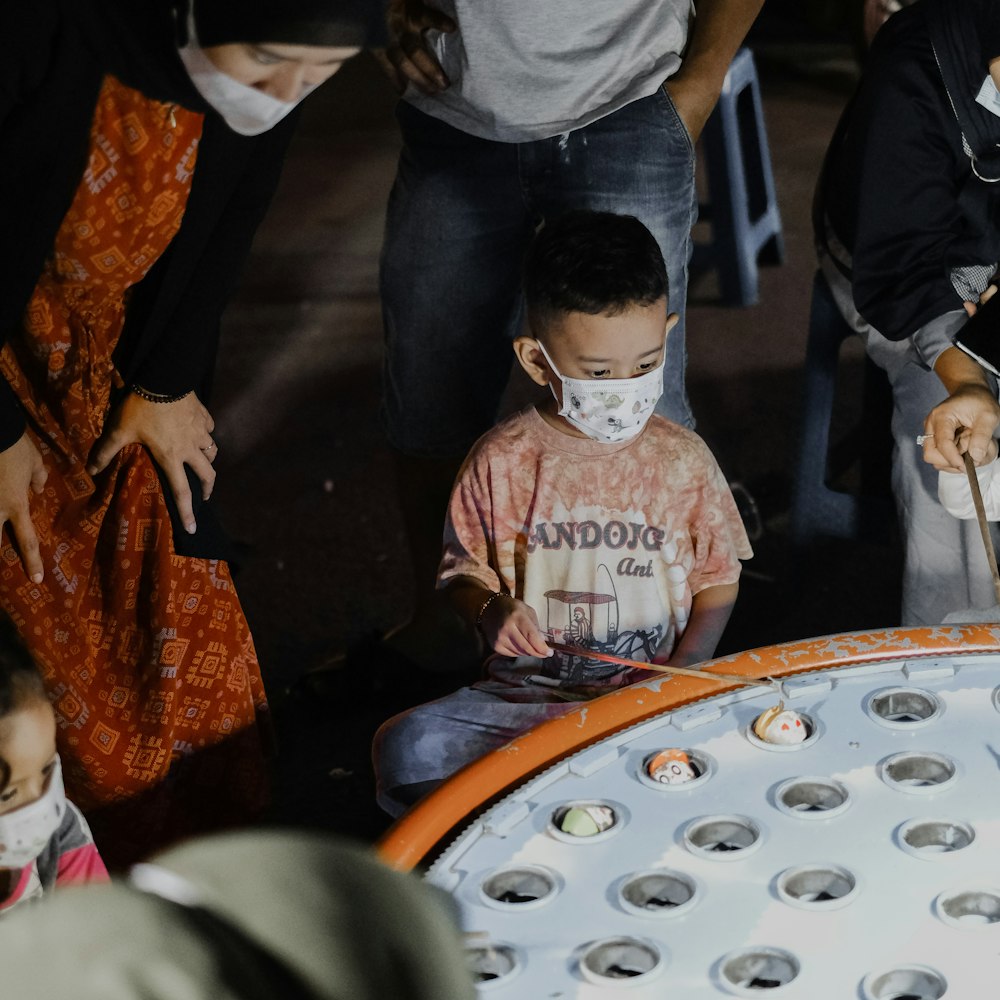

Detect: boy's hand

[481,594,553,658]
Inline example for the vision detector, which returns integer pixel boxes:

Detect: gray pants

[820,259,1000,624]
[373,686,577,817]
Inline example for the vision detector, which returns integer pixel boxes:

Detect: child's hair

[523,210,668,333]
[0,616,47,791]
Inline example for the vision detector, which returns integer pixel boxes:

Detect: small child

[373,210,753,815]
[0,616,107,917]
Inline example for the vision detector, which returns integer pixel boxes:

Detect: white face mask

[536,339,664,443]
[0,756,66,870]
[976,75,1000,119]
[177,13,315,136]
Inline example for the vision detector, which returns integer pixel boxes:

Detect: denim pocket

[657,84,695,157]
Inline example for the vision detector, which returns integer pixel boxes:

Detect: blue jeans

[380,90,698,459]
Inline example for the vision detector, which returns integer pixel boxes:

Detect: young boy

[373,210,752,815]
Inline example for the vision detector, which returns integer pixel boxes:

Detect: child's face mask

[0,756,66,870]
[536,340,664,443]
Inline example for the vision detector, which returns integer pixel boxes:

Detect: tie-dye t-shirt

[439,406,753,697]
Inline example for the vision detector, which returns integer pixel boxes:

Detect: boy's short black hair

[0,615,47,792]
[523,210,668,333]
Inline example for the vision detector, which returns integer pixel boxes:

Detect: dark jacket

[820,0,1000,342]
[0,0,298,451]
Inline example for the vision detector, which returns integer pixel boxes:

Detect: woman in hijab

[816,0,1000,625]
[0,0,381,867]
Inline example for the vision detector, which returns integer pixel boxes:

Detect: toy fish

[753,702,807,745]
[646,748,697,784]
[558,804,616,837]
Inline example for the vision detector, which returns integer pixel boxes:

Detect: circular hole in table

[579,937,663,984]
[867,687,941,728]
[684,815,762,860]
[480,866,557,908]
[776,863,858,910]
[860,965,947,1000]
[718,947,800,994]
[619,870,699,917]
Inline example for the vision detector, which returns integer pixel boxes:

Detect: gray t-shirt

[404,0,694,142]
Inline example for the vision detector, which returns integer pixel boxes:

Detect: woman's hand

[0,433,47,582]
[373,0,456,95]
[480,594,553,658]
[87,392,218,535]
[922,383,1000,471]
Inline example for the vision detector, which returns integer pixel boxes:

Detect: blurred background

[206,2,905,840]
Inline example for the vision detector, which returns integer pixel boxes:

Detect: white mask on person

[177,13,316,136]
[976,75,1000,119]
[0,756,66,870]
[536,340,664,444]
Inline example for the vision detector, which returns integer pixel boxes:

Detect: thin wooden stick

[547,640,776,688]
[963,451,1000,607]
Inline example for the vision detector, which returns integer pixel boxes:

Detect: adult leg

[884,349,1000,623]
[379,105,535,666]
[518,89,698,428]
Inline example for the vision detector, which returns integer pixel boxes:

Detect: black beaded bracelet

[475,591,503,633]
[130,384,193,404]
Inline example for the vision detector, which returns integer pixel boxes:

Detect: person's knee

[372,707,445,800]
[377,778,443,818]
[373,712,443,818]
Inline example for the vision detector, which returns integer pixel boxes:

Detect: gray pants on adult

[821,257,1000,625]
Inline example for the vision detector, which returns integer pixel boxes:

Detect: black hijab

[927,0,1000,180]
[817,0,1000,341]
[192,0,387,48]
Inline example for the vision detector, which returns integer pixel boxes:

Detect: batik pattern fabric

[0,75,270,868]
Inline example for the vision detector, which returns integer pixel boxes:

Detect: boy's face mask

[178,13,315,136]
[535,340,664,444]
[0,756,66,870]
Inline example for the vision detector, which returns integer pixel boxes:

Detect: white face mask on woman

[0,756,66,870]
[177,13,315,136]
[536,340,664,444]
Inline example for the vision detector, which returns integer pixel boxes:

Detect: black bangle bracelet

[130,385,193,404]
[475,592,503,633]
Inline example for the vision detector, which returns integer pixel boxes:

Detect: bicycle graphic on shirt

[541,565,662,687]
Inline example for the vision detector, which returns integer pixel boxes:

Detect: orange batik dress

[0,75,270,868]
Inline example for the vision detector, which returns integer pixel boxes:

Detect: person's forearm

[444,575,499,632]
[933,345,993,394]
[672,0,765,96]
[923,346,1000,469]
[657,581,739,668]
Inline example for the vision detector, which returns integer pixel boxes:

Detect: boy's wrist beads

[130,384,193,404]
[475,592,503,634]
